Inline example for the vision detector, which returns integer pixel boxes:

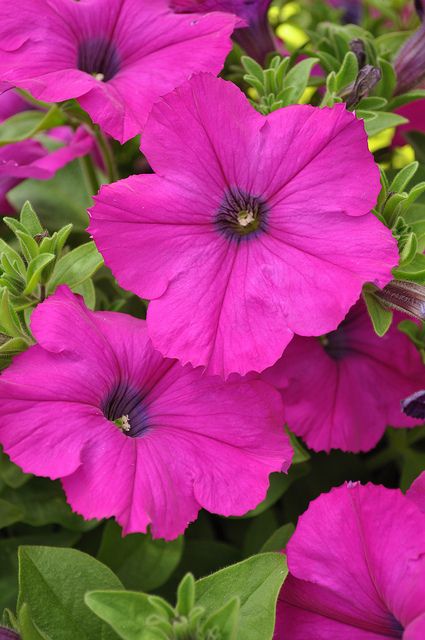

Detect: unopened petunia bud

[402,389,425,419]
[350,38,366,68]
[345,65,382,108]
[395,2,425,94]
[0,627,20,640]
[375,280,425,320]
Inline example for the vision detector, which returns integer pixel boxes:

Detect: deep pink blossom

[0,127,94,214]
[408,471,425,513]
[275,482,425,639]
[0,0,237,143]
[90,74,397,378]
[170,0,278,63]
[263,300,423,452]
[0,287,292,539]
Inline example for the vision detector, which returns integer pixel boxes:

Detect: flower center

[320,327,349,360]
[215,188,268,239]
[77,37,121,82]
[102,383,149,438]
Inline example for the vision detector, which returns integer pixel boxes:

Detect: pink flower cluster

[0,2,423,633]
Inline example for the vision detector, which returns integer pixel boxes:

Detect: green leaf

[196,553,287,640]
[0,451,31,489]
[390,162,419,194]
[241,56,264,83]
[0,106,65,146]
[362,284,393,337]
[23,254,55,295]
[1,478,96,531]
[15,231,39,263]
[97,521,183,592]
[73,278,96,309]
[282,58,318,105]
[18,546,123,640]
[238,466,307,518]
[18,603,52,640]
[85,591,159,640]
[19,202,44,236]
[335,51,358,91]
[394,252,425,283]
[202,597,240,640]
[0,499,24,529]
[362,111,408,137]
[47,242,103,292]
[0,289,24,337]
[176,573,196,617]
[260,524,295,553]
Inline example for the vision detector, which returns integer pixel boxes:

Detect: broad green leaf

[196,553,287,640]
[73,278,96,309]
[1,478,96,531]
[97,521,183,592]
[47,242,103,292]
[0,106,64,146]
[363,284,393,337]
[335,51,358,91]
[176,573,195,617]
[0,451,31,489]
[18,546,123,640]
[9,160,92,231]
[0,499,24,529]
[18,603,52,640]
[260,524,295,553]
[85,591,159,640]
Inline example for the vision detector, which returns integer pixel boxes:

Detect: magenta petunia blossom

[0,0,237,143]
[263,300,424,452]
[89,73,398,379]
[0,127,95,214]
[170,0,278,63]
[0,286,292,540]
[275,482,425,639]
[407,471,425,513]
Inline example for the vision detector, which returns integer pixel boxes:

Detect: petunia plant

[0,1,423,639]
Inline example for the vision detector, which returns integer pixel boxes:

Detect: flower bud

[402,389,425,419]
[375,280,425,321]
[395,3,425,94]
[345,65,382,109]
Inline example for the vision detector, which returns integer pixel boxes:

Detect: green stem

[80,154,100,195]
[15,88,51,110]
[94,127,118,183]
[366,447,399,471]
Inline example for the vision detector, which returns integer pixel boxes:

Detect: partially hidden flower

[89,73,398,379]
[407,471,425,513]
[275,482,425,639]
[393,99,425,147]
[170,0,279,64]
[328,0,363,24]
[0,127,95,214]
[0,286,292,540]
[0,0,238,143]
[263,300,424,452]
[0,628,19,640]
[395,2,425,94]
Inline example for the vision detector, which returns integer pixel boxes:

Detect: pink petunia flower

[170,0,279,63]
[0,127,95,214]
[263,300,424,453]
[0,286,292,540]
[89,73,398,379]
[407,471,425,513]
[275,482,425,639]
[0,0,237,143]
